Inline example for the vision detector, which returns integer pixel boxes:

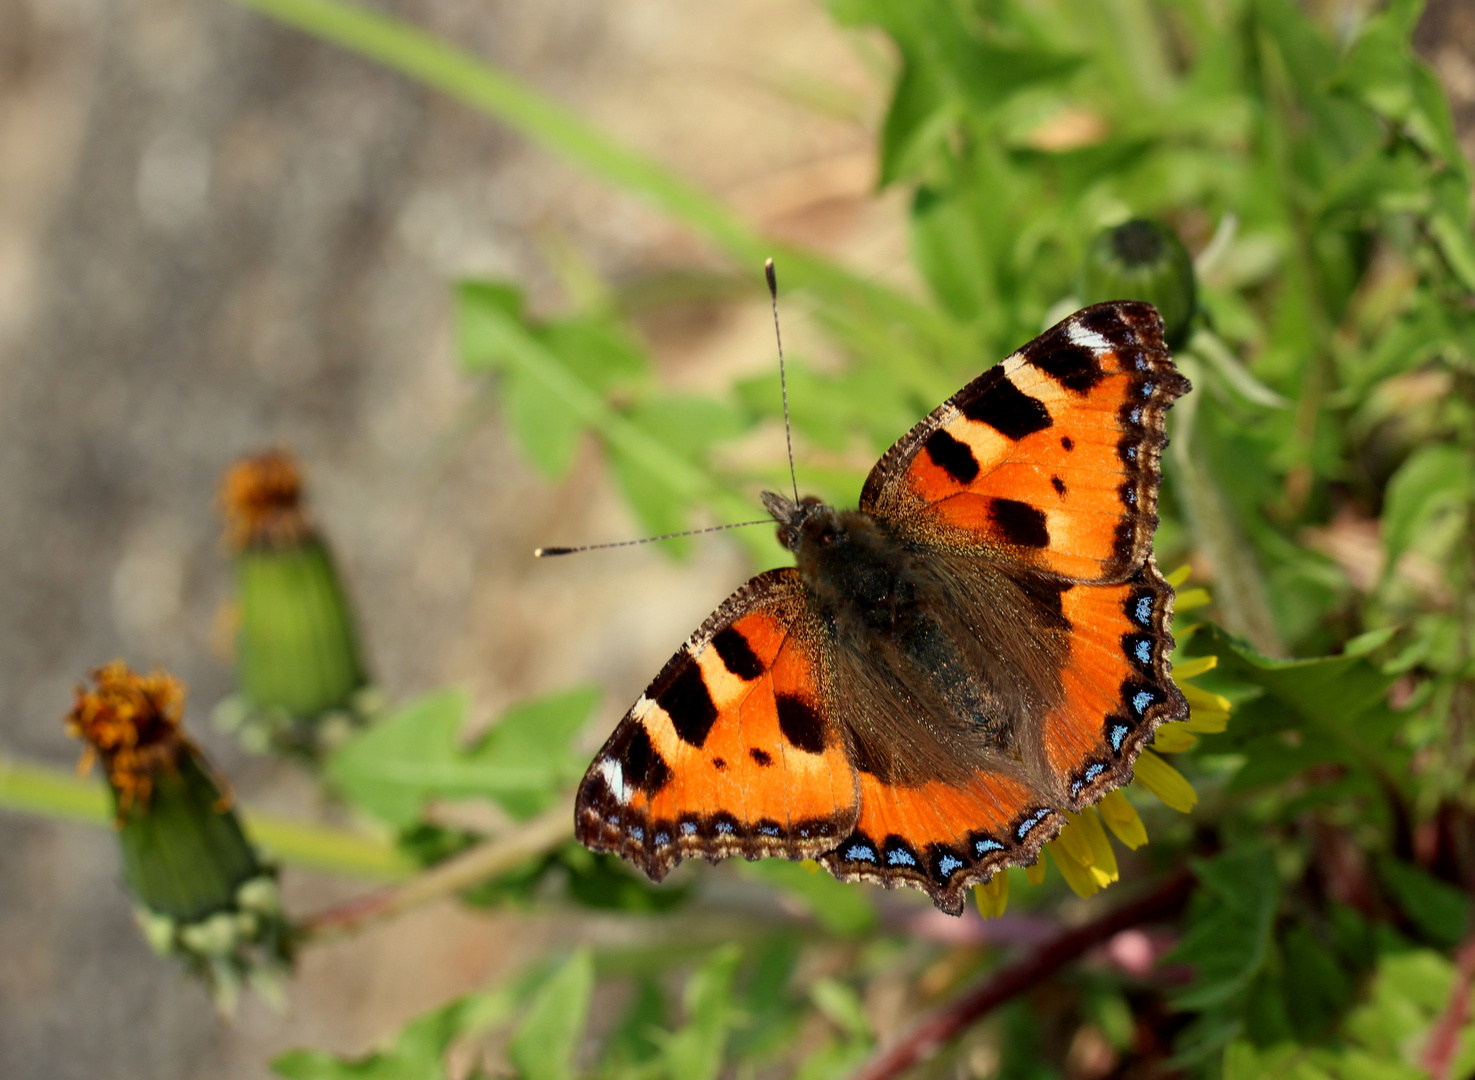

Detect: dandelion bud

[66,662,290,1009]
[217,449,375,757]
[1080,218,1197,348]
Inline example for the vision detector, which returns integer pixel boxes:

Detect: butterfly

[575,300,1191,915]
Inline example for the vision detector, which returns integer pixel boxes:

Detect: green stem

[298,797,574,941]
[0,755,415,882]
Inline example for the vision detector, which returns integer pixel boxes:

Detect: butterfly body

[576,301,1191,915]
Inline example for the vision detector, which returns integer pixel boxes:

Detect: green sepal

[1080,219,1197,349]
[234,536,371,754]
[115,755,293,1008]
[117,754,261,922]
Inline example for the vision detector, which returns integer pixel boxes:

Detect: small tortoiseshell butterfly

[575,300,1190,915]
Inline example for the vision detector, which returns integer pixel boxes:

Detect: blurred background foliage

[4,0,1475,1077]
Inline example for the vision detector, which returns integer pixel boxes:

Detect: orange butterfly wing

[576,569,860,880]
[862,301,1187,583]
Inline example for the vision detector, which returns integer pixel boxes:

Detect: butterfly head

[759,491,835,554]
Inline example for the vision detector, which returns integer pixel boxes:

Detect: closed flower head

[221,448,311,551]
[66,660,192,818]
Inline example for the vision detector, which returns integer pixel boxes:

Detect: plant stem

[1421,932,1475,1080]
[297,797,575,941]
[0,754,415,881]
[846,870,1195,1080]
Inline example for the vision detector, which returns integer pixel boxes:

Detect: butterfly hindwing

[576,569,860,880]
[822,769,1062,916]
[862,302,1189,583]
[1031,557,1187,809]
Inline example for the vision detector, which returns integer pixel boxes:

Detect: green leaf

[1196,626,1405,788]
[600,977,669,1072]
[655,946,743,1080]
[809,978,869,1041]
[274,993,512,1080]
[608,396,753,549]
[1169,847,1281,1011]
[1376,857,1472,948]
[1380,443,1472,571]
[508,949,595,1080]
[327,687,598,826]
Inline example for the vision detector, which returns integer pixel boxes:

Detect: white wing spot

[1066,323,1112,352]
[598,758,628,805]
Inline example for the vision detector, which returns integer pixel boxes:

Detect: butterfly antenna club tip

[765,259,800,503]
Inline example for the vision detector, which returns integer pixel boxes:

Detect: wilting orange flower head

[66,660,191,815]
[220,448,311,550]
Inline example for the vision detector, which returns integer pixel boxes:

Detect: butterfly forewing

[575,569,860,879]
[862,302,1189,584]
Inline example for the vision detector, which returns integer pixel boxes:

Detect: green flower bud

[66,662,292,1008]
[1080,218,1197,348]
[219,450,373,758]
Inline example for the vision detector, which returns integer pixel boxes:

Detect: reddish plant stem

[847,869,1196,1080]
[1422,932,1475,1080]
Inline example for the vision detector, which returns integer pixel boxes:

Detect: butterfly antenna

[535,518,770,557]
[766,258,800,505]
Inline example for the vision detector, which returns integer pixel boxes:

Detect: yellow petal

[1048,844,1102,897]
[1182,710,1230,734]
[1076,807,1120,883]
[1134,750,1198,812]
[1183,682,1232,714]
[1056,812,1098,868]
[1171,655,1218,680]
[973,872,1009,919]
[1098,789,1148,849]
[1175,587,1211,611]
[1152,725,1199,753]
[1025,858,1047,885]
[1165,564,1193,588]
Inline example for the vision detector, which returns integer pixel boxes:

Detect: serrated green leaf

[508,949,594,1080]
[1170,848,1280,1011]
[327,688,598,826]
[1196,626,1405,785]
